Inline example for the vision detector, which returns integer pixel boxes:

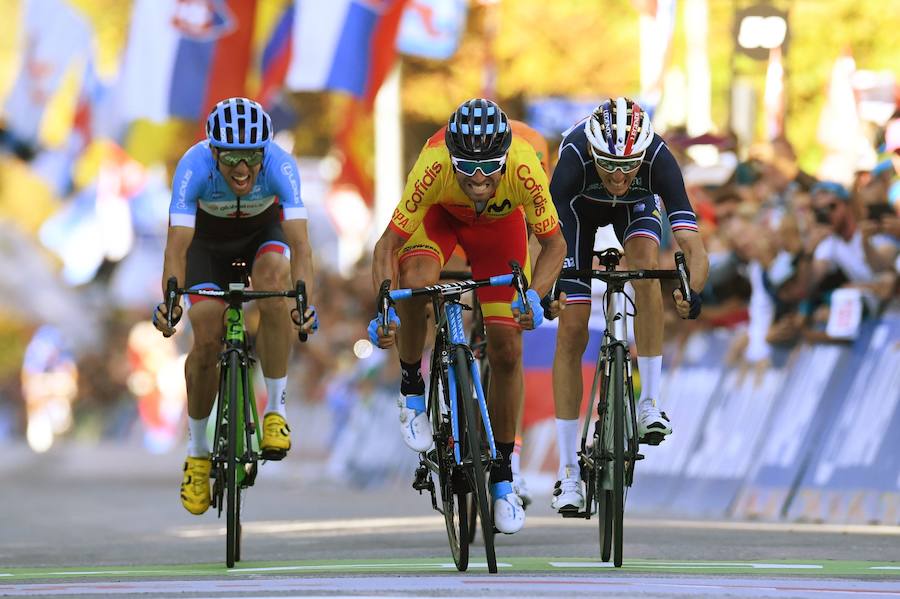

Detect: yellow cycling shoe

[261,412,291,460]
[180,456,211,515]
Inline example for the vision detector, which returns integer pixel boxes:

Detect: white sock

[265,376,287,417]
[511,438,522,477]
[555,418,580,478]
[187,416,210,457]
[637,355,663,408]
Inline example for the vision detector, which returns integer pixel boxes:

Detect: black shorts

[185,221,289,294]
[557,194,663,304]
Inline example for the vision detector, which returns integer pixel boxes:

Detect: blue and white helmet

[205,97,272,150]
[586,97,654,158]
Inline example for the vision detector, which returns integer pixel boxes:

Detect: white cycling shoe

[512,473,532,509]
[491,481,525,534]
[638,399,672,444]
[551,465,585,512]
[398,394,432,452]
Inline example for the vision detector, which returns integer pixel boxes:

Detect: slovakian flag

[3,0,92,144]
[116,0,257,125]
[285,0,409,105]
[396,0,468,60]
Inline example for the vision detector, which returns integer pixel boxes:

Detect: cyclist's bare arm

[672,229,709,318]
[372,227,406,294]
[161,225,194,298]
[530,228,566,298]
[283,218,316,299]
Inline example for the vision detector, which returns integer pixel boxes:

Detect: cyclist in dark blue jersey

[547,97,709,513]
[151,97,318,516]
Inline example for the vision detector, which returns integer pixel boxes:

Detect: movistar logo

[487,198,512,213]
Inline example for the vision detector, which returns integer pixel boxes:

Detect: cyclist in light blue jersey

[152,97,318,516]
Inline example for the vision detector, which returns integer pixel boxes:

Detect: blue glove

[368,307,400,346]
[687,290,702,319]
[305,306,320,332]
[511,288,543,329]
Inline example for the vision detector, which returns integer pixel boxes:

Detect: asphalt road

[2,442,899,598]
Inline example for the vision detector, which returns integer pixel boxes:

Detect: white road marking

[170,515,900,539]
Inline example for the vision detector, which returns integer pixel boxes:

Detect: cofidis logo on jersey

[517,163,557,234]
[405,161,442,212]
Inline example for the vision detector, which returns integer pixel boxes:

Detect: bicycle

[557,248,690,568]
[163,272,309,568]
[375,262,530,573]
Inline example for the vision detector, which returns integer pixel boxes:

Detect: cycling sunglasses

[450,154,507,176]
[218,149,264,167]
[590,149,644,174]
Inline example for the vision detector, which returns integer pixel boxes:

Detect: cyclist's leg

[550,197,599,510]
[250,234,293,455]
[181,241,229,514]
[619,196,670,438]
[461,211,529,532]
[394,208,456,451]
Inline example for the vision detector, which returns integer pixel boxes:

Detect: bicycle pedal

[560,509,589,519]
[639,432,665,446]
[635,453,645,461]
[260,448,288,461]
[412,466,433,492]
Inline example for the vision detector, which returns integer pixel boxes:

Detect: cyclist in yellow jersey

[369,99,567,534]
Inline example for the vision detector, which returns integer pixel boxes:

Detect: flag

[258,2,295,107]
[286,0,409,105]
[116,0,257,125]
[396,0,467,60]
[3,0,92,144]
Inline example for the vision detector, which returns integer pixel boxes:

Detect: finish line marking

[550,562,823,570]
[229,562,512,573]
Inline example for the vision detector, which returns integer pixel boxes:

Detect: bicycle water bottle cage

[597,248,622,270]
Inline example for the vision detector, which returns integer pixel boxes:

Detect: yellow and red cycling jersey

[390,124,559,326]
[388,126,560,240]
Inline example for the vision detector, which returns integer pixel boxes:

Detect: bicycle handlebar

[560,251,692,301]
[377,261,529,306]
[163,276,311,342]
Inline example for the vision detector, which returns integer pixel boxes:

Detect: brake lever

[296,280,308,342]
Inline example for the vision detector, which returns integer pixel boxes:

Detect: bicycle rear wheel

[225,351,241,568]
[455,347,497,573]
[611,344,626,567]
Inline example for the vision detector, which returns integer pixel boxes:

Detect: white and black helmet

[205,97,272,150]
[585,97,654,158]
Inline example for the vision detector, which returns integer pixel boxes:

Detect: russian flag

[117,0,257,125]
[258,2,295,107]
[286,0,409,105]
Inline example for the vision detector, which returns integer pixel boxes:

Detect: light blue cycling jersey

[168,140,307,232]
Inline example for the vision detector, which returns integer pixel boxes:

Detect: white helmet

[585,97,654,158]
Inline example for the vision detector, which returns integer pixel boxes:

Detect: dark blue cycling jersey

[169,140,306,239]
[549,118,699,304]
[550,118,698,233]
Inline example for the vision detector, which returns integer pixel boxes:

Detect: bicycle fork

[445,301,497,465]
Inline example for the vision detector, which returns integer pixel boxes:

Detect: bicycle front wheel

[431,376,470,571]
[611,344,626,567]
[455,347,497,573]
[225,351,242,568]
